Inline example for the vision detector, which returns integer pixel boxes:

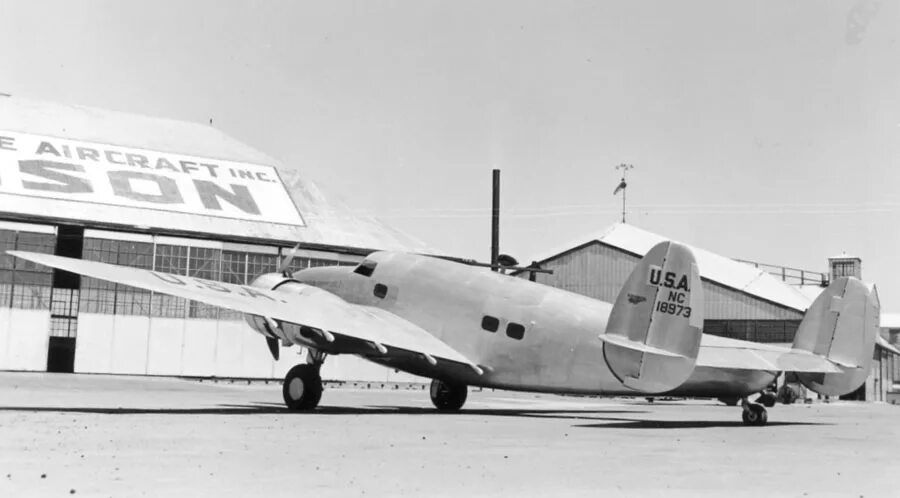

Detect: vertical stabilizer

[793,277,879,397]
[600,241,704,393]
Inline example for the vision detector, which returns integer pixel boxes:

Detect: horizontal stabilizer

[598,334,687,359]
[697,333,845,373]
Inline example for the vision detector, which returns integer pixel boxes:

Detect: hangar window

[0,230,15,307]
[703,320,798,343]
[8,231,55,310]
[373,283,388,299]
[80,238,118,314]
[354,259,377,277]
[80,239,152,316]
[246,252,278,277]
[188,246,223,319]
[309,258,340,268]
[506,322,525,340]
[151,244,189,318]
[114,241,152,315]
[221,251,248,285]
[481,316,499,332]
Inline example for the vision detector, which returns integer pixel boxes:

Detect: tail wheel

[741,403,768,426]
[283,364,323,411]
[429,379,467,411]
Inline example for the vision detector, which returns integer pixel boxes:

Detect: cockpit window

[353,259,377,277]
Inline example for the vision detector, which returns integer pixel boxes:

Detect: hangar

[516,223,900,402]
[0,94,430,382]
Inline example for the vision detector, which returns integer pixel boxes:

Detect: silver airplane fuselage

[295,251,776,398]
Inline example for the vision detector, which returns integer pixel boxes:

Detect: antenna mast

[614,163,634,223]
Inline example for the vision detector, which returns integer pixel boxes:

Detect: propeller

[265,336,280,361]
[277,243,300,277]
[264,244,299,361]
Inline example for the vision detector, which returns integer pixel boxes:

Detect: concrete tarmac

[0,372,897,497]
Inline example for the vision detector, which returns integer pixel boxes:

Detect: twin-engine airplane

[9,240,879,426]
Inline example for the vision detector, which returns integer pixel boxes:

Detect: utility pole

[614,163,634,223]
[491,169,500,271]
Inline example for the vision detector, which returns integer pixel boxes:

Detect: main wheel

[741,403,768,426]
[429,379,467,411]
[283,364,323,411]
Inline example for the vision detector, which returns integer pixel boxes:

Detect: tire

[429,379,467,411]
[742,404,767,426]
[282,364,323,411]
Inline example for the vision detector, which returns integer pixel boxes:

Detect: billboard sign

[0,131,305,227]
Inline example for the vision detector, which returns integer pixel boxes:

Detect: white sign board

[0,131,305,227]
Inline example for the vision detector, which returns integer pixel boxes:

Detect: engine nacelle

[242,273,337,348]
[243,273,299,340]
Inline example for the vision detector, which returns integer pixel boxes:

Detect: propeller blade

[277,243,301,277]
[266,336,280,361]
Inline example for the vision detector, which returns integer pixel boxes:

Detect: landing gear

[740,397,768,426]
[429,379,467,411]
[755,391,777,408]
[283,364,323,410]
[282,348,327,411]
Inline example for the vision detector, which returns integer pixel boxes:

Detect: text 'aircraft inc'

[8,240,879,426]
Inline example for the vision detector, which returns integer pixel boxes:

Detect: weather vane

[613,163,634,223]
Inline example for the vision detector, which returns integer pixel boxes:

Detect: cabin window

[373,283,388,299]
[506,322,525,340]
[481,315,499,333]
[354,259,377,277]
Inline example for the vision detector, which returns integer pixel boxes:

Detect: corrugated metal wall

[528,242,804,321]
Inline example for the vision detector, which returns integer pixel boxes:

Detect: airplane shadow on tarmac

[574,419,831,429]
[0,402,648,421]
[0,403,831,427]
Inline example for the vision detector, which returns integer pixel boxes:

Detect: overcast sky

[2,1,899,307]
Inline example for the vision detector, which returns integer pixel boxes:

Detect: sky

[1,1,899,306]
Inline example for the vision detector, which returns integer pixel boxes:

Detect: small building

[516,223,900,401]
[877,313,900,404]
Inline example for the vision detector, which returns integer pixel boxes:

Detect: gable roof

[529,223,814,312]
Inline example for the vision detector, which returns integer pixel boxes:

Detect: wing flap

[8,251,477,369]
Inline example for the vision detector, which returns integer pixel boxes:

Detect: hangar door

[0,221,56,371]
[46,225,83,373]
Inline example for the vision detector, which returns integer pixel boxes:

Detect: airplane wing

[696,334,843,373]
[7,250,480,372]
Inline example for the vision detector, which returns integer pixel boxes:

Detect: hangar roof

[0,94,433,253]
[530,223,814,312]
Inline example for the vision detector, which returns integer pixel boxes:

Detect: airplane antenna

[491,169,500,271]
[614,164,634,223]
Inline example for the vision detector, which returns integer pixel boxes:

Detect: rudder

[600,241,704,393]
[794,277,879,397]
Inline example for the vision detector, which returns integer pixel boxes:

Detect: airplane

[8,240,880,426]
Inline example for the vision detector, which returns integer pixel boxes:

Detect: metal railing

[733,259,828,286]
